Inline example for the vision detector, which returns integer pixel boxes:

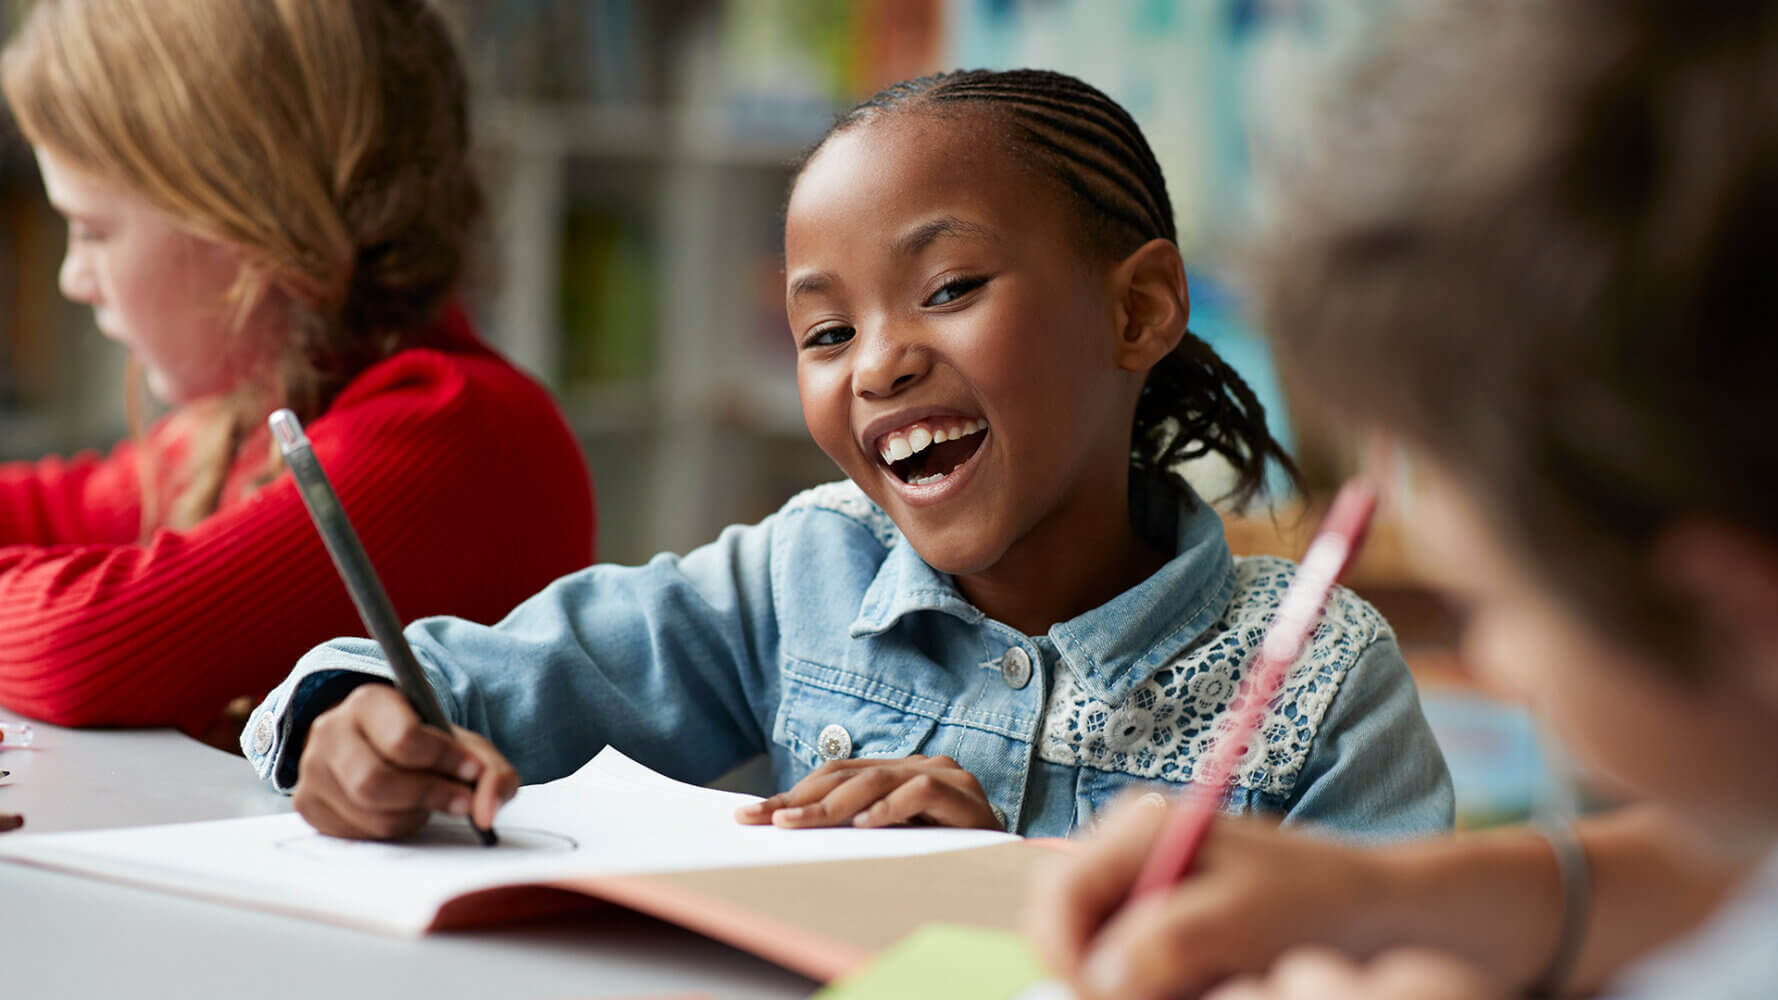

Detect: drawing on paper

[275,824,579,862]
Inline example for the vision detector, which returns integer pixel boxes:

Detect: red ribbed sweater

[0,307,595,734]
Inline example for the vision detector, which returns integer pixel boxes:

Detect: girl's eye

[68,223,106,244]
[804,325,855,349]
[924,276,986,307]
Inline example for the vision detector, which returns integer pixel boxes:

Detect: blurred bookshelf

[1,0,1400,566]
[459,0,949,565]
[454,0,1407,565]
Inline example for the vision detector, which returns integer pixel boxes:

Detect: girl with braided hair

[255,69,1450,845]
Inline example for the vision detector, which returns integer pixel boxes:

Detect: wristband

[1528,822,1591,998]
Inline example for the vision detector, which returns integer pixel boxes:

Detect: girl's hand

[734,755,1004,830]
[292,683,519,840]
[1205,948,1502,1000]
[1025,792,1399,999]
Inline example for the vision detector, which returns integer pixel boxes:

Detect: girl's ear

[1657,523,1778,710]
[1110,238,1189,373]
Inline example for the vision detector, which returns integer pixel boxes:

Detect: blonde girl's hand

[1024,792,1401,1000]
[291,683,519,840]
[734,755,1004,830]
[1205,947,1502,1000]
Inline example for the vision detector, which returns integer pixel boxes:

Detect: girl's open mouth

[876,417,988,486]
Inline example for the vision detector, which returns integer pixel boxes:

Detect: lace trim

[781,480,900,550]
[1037,555,1390,797]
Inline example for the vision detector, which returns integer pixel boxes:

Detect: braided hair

[807,69,1301,521]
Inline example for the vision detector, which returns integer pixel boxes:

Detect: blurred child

[1029,1,1778,997]
[246,69,1451,843]
[0,0,594,740]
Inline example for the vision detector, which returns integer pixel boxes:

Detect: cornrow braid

[810,68,1301,517]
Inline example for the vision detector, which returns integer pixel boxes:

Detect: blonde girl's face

[36,148,265,405]
[784,115,1142,581]
[1401,458,1778,842]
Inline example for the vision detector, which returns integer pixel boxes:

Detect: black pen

[269,409,497,846]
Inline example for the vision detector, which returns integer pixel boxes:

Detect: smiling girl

[247,69,1451,844]
[0,0,593,740]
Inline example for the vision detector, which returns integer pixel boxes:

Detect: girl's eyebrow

[788,217,996,302]
[787,271,834,301]
[890,216,995,257]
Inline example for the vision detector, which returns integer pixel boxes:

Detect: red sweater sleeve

[0,441,146,546]
[0,322,595,733]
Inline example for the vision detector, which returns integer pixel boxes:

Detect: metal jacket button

[1000,646,1033,690]
[816,723,853,761]
[251,714,275,756]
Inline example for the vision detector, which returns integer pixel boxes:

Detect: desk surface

[0,708,815,999]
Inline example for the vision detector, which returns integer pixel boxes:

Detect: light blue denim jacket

[245,481,1452,838]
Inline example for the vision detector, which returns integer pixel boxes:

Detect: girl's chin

[897,528,1007,579]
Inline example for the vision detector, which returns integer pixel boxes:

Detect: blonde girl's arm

[0,439,146,546]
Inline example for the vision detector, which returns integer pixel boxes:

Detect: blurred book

[558,201,658,391]
[1420,688,1567,830]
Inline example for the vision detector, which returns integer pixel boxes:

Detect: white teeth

[876,418,989,467]
[908,472,946,486]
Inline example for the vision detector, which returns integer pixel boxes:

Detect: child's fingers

[350,684,475,776]
[735,768,862,823]
[772,766,906,828]
[1079,892,1255,1000]
[852,772,994,829]
[1201,947,1362,1000]
[1078,860,1313,1000]
[1024,792,1172,981]
[450,727,519,830]
[297,693,485,840]
[293,757,433,840]
[333,747,471,814]
[320,704,470,816]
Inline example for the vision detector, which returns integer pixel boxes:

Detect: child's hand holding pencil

[1026,802,1383,998]
[293,683,519,841]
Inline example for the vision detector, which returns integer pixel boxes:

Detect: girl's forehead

[789,113,1064,237]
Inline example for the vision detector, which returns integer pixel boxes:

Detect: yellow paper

[814,923,1070,1000]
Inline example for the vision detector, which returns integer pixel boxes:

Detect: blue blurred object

[1420,689,1568,829]
[1186,270,1295,493]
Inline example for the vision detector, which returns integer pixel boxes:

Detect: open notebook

[0,747,1062,981]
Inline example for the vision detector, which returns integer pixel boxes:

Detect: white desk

[0,707,815,999]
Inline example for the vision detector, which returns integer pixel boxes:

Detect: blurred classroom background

[0,0,1572,828]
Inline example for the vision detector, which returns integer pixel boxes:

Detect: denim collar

[848,489,1237,706]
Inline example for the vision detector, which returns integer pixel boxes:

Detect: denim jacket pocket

[1074,767,1284,832]
[1073,767,1188,833]
[772,661,941,774]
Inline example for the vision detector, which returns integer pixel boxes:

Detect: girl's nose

[851,325,930,399]
[59,247,97,305]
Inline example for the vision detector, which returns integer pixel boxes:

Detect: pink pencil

[1129,478,1380,899]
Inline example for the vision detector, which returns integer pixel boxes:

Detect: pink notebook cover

[431,839,1072,982]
